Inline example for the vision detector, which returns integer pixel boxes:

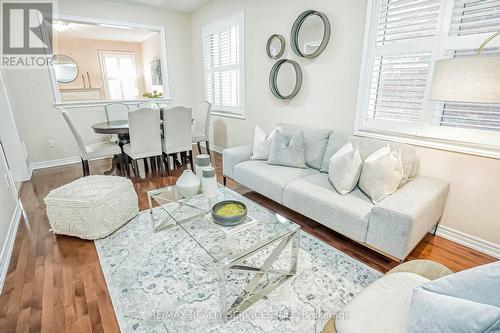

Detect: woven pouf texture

[44,176,139,240]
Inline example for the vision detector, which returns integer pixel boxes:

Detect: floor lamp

[430,31,500,103]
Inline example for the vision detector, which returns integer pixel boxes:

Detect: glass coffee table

[148,184,300,320]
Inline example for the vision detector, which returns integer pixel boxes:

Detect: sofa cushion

[233,160,318,203]
[335,272,429,333]
[250,126,277,160]
[268,130,307,168]
[320,133,418,186]
[328,141,362,195]
[408,288,500,333]
[282,173,373,242]
[358,146,404,204]
[277,123,331,170]
[407,261,500,333]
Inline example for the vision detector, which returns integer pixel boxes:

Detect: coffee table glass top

[148,184,299,264]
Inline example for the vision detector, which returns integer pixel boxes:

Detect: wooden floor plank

[0,152,495,332]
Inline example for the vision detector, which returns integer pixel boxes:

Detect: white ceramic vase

[176,170,201,197]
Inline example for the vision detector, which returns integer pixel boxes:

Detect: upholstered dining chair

[192,101,212,157]
[61,111,122,177]
[105,102,129,122]
[123,107,163,177]
[162,106,193,174]
[128,100,153,110]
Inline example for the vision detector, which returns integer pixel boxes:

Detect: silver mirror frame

[52,54,79,83]
[269,59,303,100]
[290,10,331,59]
[266,34,285,59]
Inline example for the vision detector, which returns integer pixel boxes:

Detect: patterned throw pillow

[267,130,306,168]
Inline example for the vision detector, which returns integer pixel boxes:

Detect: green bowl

[211,200,247,226]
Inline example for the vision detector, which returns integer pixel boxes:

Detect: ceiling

[54,22,158,43]
[106,0,213,13]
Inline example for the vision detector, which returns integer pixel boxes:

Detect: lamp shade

[429,57,500,103]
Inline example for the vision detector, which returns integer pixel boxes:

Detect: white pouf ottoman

[44,175,138,240]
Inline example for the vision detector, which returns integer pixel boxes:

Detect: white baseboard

[28,156,112,179]
[29,156,82,177]
[199,142,223,154]
[0,201,23,294]
[436,225,500,259]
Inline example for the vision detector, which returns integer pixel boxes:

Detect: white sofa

[222,124,450,261]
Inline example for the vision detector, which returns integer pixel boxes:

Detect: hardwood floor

[0,151,495,332]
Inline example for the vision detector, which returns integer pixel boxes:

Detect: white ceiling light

[98,23,133,30]
[53,21,69,32]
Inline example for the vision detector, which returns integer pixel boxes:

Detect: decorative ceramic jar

[176,170,201,197]
[201,166,217,199]
[194,154,211,177]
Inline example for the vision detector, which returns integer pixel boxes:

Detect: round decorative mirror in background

[266,34,285,59]
[269,59,303,99]
[52,54,78,83]
[291,10,331,58]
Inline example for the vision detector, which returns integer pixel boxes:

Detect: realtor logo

[2,2,52,54]
[1,2,53,68]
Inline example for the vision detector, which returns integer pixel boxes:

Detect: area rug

[95,199,381,333]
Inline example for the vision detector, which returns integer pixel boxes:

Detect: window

[357,0,500,155]
[202,12,245,118]
[99,51,140,100]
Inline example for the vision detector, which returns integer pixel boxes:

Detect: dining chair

[105,102,129,122]
[61,111,122,177]
[192,101,212,158]
[162,106,193,174]
[123,107,163,177]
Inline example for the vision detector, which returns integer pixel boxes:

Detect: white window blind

[449,0,500,36]
[377,0,441,45]
[368,53,431,123]
[202,12,244,117]
[99,52,139,100]
[357,0,500,152]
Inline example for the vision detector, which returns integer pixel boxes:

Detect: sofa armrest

[366,176,450,260]
[222,145,253,179]
[386,259,453,280]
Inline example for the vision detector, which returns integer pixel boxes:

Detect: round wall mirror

[266,34,285,59]
[291,10,331,58]
[269,59,303,99]
[52,54,78,83]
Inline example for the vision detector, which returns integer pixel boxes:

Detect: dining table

[91,120,130,175]
[91,118,174,177]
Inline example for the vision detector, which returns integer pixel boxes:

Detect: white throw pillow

[250,126,278,160]
[358,145,403,203]
[328,142,362,195]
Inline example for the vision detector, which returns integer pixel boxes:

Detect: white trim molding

[29,156,82,177]
[47,14,171,105]
[28,156,111,178]
[0,201,23,294]
[436,225,500,259]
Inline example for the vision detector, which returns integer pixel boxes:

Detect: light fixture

[98,23,133,30]
[429,31,500,104]
[52,20,69,32]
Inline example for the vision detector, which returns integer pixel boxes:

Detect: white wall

[0,72,29,182]
[3,0,193,165]
[190,0,500,249]
[0,143,20,292]
[141,34,162,94]
[191,0,365,148]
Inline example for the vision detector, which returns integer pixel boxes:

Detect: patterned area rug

[95,205,381,333]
